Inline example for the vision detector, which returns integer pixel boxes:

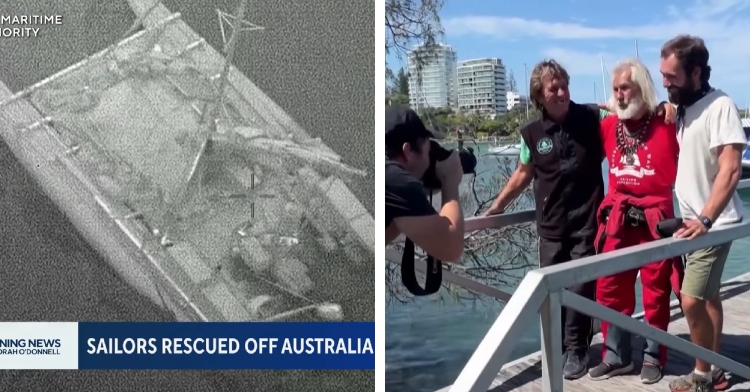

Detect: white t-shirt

[675,89,747,226]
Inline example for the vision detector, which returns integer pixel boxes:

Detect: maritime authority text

[0,15,64,37]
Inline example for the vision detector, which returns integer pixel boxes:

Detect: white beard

[615,96,644,119]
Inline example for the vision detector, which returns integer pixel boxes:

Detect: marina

[741,119,750,171]
[487,142,522,156]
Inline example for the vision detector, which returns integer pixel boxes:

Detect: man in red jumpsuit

[587,58,682,385]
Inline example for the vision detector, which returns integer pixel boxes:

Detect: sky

[387,0,750,109]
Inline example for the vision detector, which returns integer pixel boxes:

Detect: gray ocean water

[386,144,750,392]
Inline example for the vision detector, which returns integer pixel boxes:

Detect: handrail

[385,179,750,303]
[449,222,750,391]
[444,178,750,391]
[461,177,750,231]
[389,208,536,246]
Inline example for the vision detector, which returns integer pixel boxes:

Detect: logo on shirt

[536,137,553,155]
[609,148,655,183]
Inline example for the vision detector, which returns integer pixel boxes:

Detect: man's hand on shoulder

[655,101,677,124]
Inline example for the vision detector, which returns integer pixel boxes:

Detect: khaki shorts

[681,242,733,300]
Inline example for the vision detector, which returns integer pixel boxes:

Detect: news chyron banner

[0,322,374,369]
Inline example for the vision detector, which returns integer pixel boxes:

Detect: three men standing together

[486,35,746,392]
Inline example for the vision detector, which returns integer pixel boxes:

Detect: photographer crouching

[385,105,477,295]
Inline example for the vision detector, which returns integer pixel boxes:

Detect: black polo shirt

[385,158,436,228]
[519,102,605,239]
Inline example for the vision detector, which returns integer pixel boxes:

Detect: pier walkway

[441,271,750,392]
[386,179,750,392]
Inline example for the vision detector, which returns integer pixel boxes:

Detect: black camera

[421,140,477,190]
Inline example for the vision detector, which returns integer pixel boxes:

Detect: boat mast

[600,55,608,102]
[594,82,599,102]
[200,0,263,128]
[523,63,529,120]
[184,0,263,199]
[635,39,640,59]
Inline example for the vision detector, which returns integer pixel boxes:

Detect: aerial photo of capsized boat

[0,0,374,328]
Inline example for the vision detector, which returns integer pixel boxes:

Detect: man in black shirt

[485,60,604,379]
[385,106,465,262]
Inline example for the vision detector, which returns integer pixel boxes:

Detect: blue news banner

[0,322,374,370]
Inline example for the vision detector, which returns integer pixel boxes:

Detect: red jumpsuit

[595,115,683,367]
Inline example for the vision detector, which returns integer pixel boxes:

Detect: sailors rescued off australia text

[86,337,374,355]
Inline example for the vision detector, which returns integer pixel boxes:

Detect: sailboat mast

[594,82,599,102]
[600,55,608,102]
[635,39,640,59]
[201,0,250,128]
[524,63,530,119]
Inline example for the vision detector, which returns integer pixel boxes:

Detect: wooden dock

[440,271,750,391]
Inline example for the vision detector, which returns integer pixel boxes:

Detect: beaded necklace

[615,113,653,165]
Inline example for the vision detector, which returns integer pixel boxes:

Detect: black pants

[538,235,596,355]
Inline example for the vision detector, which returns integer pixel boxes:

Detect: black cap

[385,105,445,142]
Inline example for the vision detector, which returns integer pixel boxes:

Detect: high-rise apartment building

[407,43,458,109]
[456,58,507,117]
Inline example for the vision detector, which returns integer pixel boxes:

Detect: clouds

[443,0,750,102]
[443,17,623,40]
[444,0,748,41]
[540,48,622,76]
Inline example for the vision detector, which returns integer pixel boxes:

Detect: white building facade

[456,58,507,117]
[407,43,458,109]
[506,91,529,112]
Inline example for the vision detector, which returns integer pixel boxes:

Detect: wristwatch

[698,215,713,229]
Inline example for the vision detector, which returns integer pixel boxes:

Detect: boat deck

[440,271,750,391]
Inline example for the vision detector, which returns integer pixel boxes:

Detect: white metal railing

[452,220,750,392]
[385,178,750,392]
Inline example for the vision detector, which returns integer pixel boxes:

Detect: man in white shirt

[660,35,747,392]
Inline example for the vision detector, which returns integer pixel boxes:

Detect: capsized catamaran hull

[0,2,373,322]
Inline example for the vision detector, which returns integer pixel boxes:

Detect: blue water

[385,148,750,392]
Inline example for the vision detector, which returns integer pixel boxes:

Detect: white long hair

[607,58,659,113]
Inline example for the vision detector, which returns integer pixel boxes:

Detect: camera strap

[400,238,442,296]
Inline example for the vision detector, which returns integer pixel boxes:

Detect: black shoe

[588,362,634,381]
[639,362,663,384]
[563,352,589,380]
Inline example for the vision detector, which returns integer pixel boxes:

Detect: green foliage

[396,67,409,96]
[411,106,540,138]
[386,94,410,106]
[507,71,517,92]
[385,67,411,106]
[385,0,444,82]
